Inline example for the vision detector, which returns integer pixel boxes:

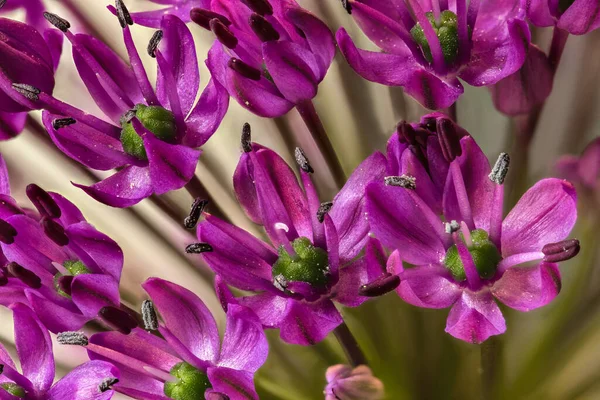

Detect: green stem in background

[333,322,368,367]
[296,100,347,190]
[480,336,501,400]
[184,174,227,222]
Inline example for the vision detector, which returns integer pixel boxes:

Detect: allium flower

[0,155,124,333]
[526,0,600,35]
[60,278,268,400]
[0,302,119,399]
[324,365,384,400]
[367,123,579,343]
[336,0,530,110]
[556,137,600,203]
[12,2,228,207]
[192,124,386,345]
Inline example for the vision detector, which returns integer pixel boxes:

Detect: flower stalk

[333,322,368,367]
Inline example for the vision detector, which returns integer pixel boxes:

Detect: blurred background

[1,0,600,398]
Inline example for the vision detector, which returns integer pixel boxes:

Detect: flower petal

[184,78,229,148]
[278,298,342,345]
[25,290,88,333]
[0,154,9,194]
[558,0,600,35]
[526,0,556,27]
[332,256,370,307]
[445,290,506,344]
[395,263,461,309]
[237,292,289,328]
[0,111,26,140]
[71,274,120,317]
[502,178,577,256]
[49,192,86,226]
[130,1,208,28]
[206,367,259,400]
[47,360,120,400]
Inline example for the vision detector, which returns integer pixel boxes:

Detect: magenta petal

[0,154,9,194]
[502,178,577,256]
[526,0,555,27]
[130,3,204,28]
[555,155,581,183]
[184,78,229,148]
[491,44,553,116]
[47,360,120,400]
[10,302,55,392]
[396,264,461,309]
[0,111,26,140]
[25,290,88,333]
[49,193,85,226]
[71,274,120,317]
[74,165,153,208]
[217,304,268,373]
[278,298,342,345]
[558,0,600,35]
[330,152,387,261]
[237,292,289,328]
[207,367,259,400]
[492,262,561,311]
[143,278,220,364]
[445,290,506,344]
[43,29,63,72]
[0,283,29,308]
[332,257,370,307]
[403,69,464,110]
[400,147,441,213]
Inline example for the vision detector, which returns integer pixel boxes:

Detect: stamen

[340,0,352,13]
[42,12,71,32]
[210,19,238,49]
[26,184,62,219]
[185,242,214,254]
[57,275,74,296]
[243,0,274,16]
[7,262,41,289]
[184,198,208,229]
[99,377,119,393]
[147,30,163,58]
[12,83,40,101]
[489,152,510,185]
[0,218,17,244]
[317,202,333,223]
[115,0,133,28]
[437,117,462,162]
[57,331,88,346]
[295,147,314,173]
[384,175,416,190]
[542,239,580,263]
[190,8,232,30]
[228,58,262,81]
[41,218,69,246]
[120,109,136,126]
[241,123,252,153]
[273,274,288,292]
[249,13,280,42]
[359,273,400,297]
[460,221,472,248]
[141,300,158,331]
[99,306,138,335]
[52,117,76,130]
[444,220,460,234]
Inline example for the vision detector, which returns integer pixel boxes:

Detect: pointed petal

[237,292,289,328]
[25,290,88,333]
[130,3,203,28]
[49,193,86,226]
[445,290,506,344]
[43,29,64,72]
[48,360,119,400]
[0,111,26,140]
[184,78,229,148]
[71,274,120,317]
[278,298,342,345]
[332,256,370,307]
[400,146,441,214]
[558,0,600,35]
[0,154,10,194]
[526,0,556,27]
[207,367,259,400]
[395,263,461,309]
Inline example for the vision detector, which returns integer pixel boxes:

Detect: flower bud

[324,365,384,400]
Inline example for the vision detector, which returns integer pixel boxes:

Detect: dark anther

[0,270,7,286]
[184,198,208,229]
[43,12,71,32]
[99,306,138,335]
[7,262,42,289]
[57,275,74,296]
[52,118,76,130]
[317,201,333,223]
[340,0,352,13]
[119,109,136,126]
[26,184,62,219]
[12,83,40,101]
[489,152,510,185]
[190,8,231,30]
[295,147,314,174]
[445,220,460,234]
[57,331,88,346]
[115,0,133,28]
[0,363,3,375]
[542,239,580,263]
[0,0,6,10]
[384,175,416,190]
[141,300,158,331]
[210,19,238,49]
[41,218,69,246]
[437,118,462,162]
[249,13,280,42]
[273,274,288,292]
[185,242,213,254]
[420,115,438,132]
[99,377,119,393]
[0,219,17,244]
[359,273,400,297]
[147,30,163,58]
[228,58,262,81]
[241,123,252,153]
[242,0,273,16]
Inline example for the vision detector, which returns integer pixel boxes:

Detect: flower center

[443,229,501,281]
[410,10,459,64]
[120,104,177,160]
[53,260,91,298]
[163,362,212,400]
[1,383,26,398]
[272,237,330,288]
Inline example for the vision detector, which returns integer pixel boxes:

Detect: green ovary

[164,362,212,400]
[63,260,90,276]
[120,104,177,161]
[410,10,460,64]
[1,383,26,398]
[272,237,330,288]
[443,229,502,281]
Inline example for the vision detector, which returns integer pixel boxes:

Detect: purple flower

[0,0,46,33]
[324,365,384,400]
[556,137,600,203]
[130,0,211,27]
[67,278,268,400]
[0,302,119,399]
[0,155,124,333]
[526,0,600,35]
[367,124,579,343]
[336,0,530,110]
[194,125,387,345]
[12,3,228,207]
[189,0,336,118]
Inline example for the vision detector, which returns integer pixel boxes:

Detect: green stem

[333,322,368,367]
[480,336,501,400]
